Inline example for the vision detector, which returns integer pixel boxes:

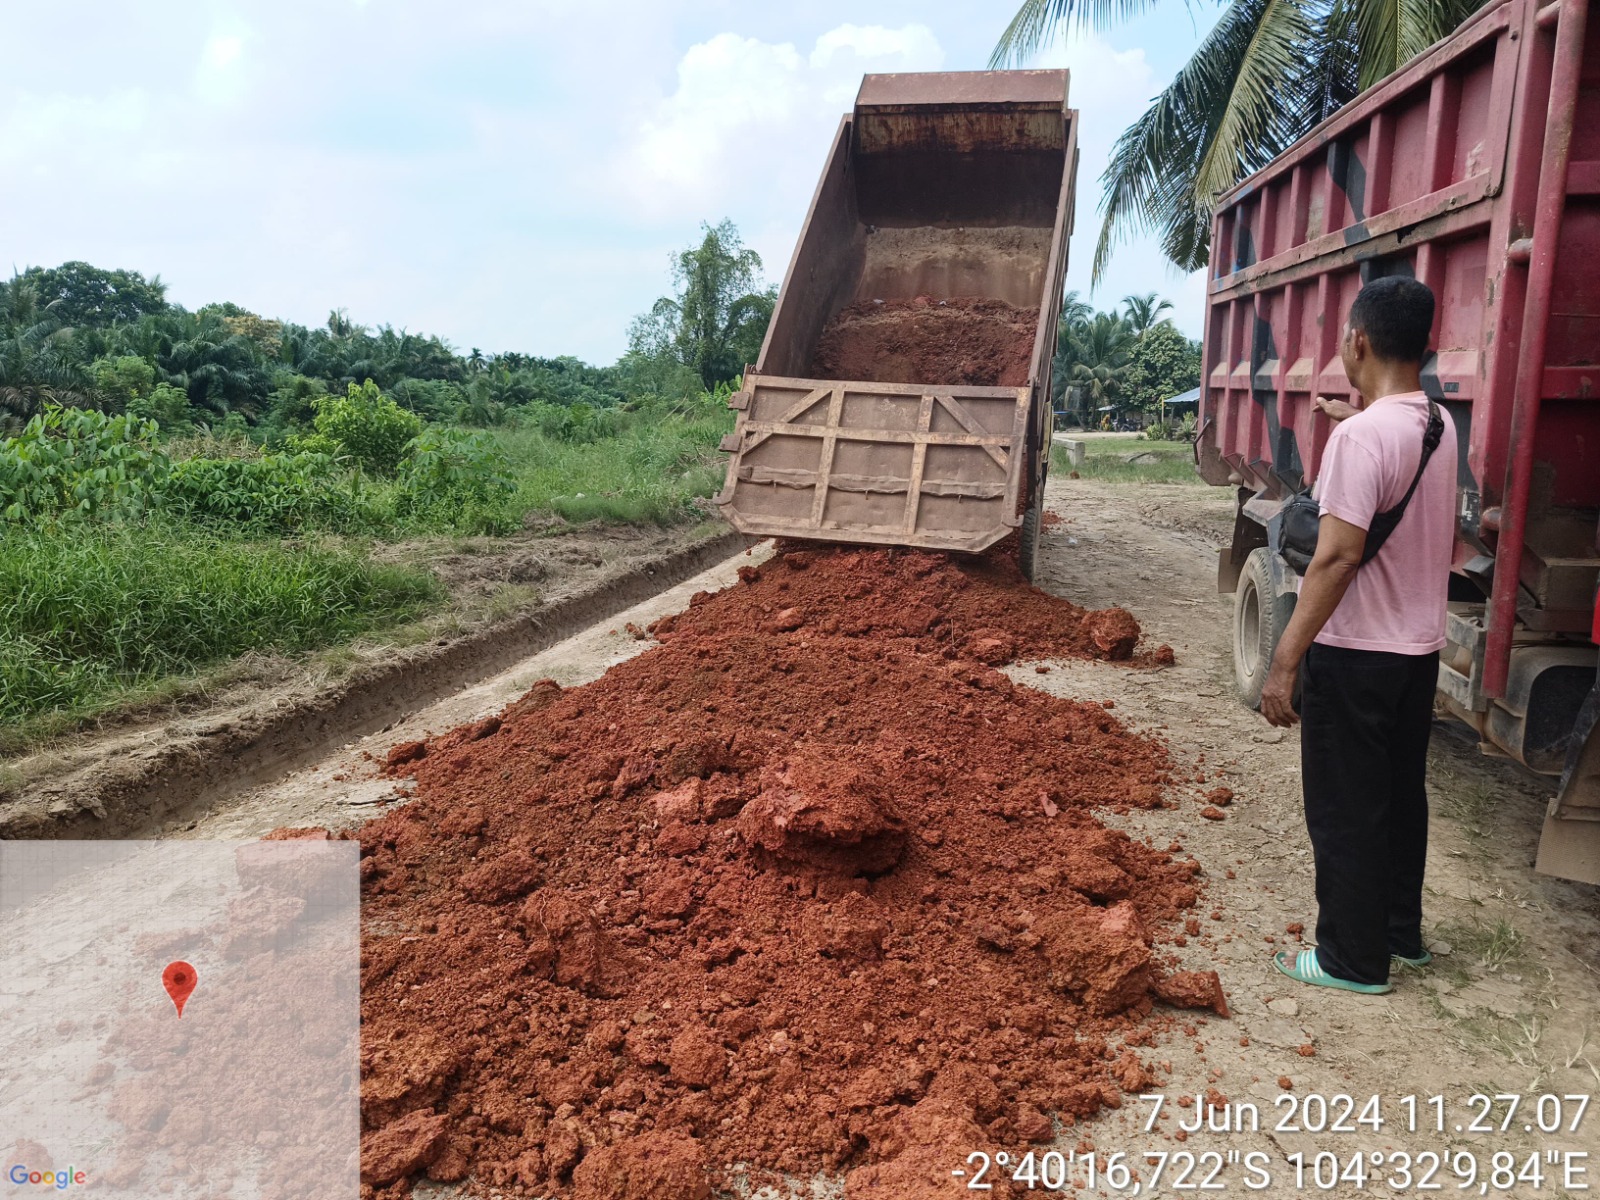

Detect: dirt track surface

[1022,480,1600,1190]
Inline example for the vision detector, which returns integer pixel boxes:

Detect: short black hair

[1348,276,1435,363]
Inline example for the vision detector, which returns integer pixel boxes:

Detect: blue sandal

[1392,950,1432,968]
[1272,947,1392,994]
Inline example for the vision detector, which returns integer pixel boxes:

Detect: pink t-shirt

[1312,391,1457,654]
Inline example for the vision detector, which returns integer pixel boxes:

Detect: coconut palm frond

[1090,0,1315,280]
[1279,0,1361,134]
[1190,0,1314,199]
[990,0,1173,66]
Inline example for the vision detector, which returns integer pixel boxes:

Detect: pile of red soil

[357,545,1214,1199]
[809,296,1039,387]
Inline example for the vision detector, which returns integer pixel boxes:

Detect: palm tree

[327,308,360,339]
[161,311,272,421]
[0,275,92,425]
[1069,311,1138,417]
[993,0,1483,276]
[1122,292,1175,338]
[1050,291,1094,413]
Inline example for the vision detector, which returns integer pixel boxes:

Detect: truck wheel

[1018,497,1043,582]
[1234,547,1295,708]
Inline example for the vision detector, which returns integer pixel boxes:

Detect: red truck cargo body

[1196,0,1600,881]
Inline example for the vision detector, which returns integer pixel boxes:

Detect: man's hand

[1315,396,1360,422]
[1260,660,1300,727]
[1256,514,1366,730]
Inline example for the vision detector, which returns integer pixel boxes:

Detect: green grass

[0,403,730,741]
[489,406,731,527]
[0,523,443,726]
[1435,916,1530,973]
[1052,434,1205,484]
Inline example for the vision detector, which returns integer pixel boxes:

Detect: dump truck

[1197,0,1600,882]
[715,70,1078,580]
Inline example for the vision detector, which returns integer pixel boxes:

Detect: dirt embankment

[809,297,1039,387]
[354,545,1214,1199]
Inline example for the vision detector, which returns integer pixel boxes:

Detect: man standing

[1259,276,1457,995]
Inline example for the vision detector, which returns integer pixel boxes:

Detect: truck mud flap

[1538,680,1600,885]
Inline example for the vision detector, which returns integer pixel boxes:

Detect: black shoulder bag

[1279,401,1444,575]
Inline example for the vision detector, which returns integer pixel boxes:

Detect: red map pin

[162,961,198,1018]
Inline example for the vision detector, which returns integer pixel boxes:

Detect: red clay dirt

[809,296,1039,387]
[356,544,1215,1198]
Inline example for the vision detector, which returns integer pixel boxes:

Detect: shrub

[524,400,626,444]
[165,452,372,532]
[397,427,516,532]
[0,405,168,523]
[92,354,157,408]
[127,383,196,436]
[297,379,423,474]
[0,525,443,724]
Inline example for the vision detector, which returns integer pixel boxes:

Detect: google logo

[7,1165,86,1189]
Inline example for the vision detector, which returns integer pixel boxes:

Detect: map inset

[1,839,359,1198]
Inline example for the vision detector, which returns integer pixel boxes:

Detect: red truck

[1197,0,1600,881]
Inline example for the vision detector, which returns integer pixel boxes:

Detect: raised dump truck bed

[1197,0,1600,881]
[716,70,1078,578]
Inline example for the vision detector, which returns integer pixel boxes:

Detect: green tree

[629,220,775,389]
[0,275,91,425]
[1050,291,1095,415]
[994,0,1482,275]
[21,262,168,327]
[1122,292,1175,338]
[1070,312,1138,417]
[91,355,157,409]
[1124,323,1202,411]
[161,310,274,421]
[262,374,330,436]
[127,384,196,436]
[297,379,423,474]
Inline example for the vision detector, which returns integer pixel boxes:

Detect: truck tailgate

[716,375,1029,551]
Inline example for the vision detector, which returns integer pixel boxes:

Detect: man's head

[1341,276,1435,395]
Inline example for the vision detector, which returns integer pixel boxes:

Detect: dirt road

[1027,479,1600,1190]
[162,478,1600,1189]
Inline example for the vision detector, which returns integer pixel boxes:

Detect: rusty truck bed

[716,70,1078,572]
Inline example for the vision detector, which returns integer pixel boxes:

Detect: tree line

[0,220,774,442]
[1052,291,1201,432]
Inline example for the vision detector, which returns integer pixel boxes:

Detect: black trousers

[1299,642,1439,985]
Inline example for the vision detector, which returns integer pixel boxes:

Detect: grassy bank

[496,405,729,526]
[1052,433,1203,484]
[0,401,730,743]
[0,525,443,730]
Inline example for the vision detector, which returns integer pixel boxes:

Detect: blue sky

[2,1,1219,364]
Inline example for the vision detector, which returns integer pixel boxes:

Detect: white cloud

[619,23,945,221]
[1031,32,1208,335]
[0,1,1208,363]
[809,23,943,71]
[202,34,244,69]
[628,33,806,200]
[194,30,251,106]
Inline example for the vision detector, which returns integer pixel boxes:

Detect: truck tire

[1018,496,1043,582]
[1234,546,1295,709]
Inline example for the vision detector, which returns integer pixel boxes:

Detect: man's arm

[1315,396,1360,422]
[1259,514,1367,727]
